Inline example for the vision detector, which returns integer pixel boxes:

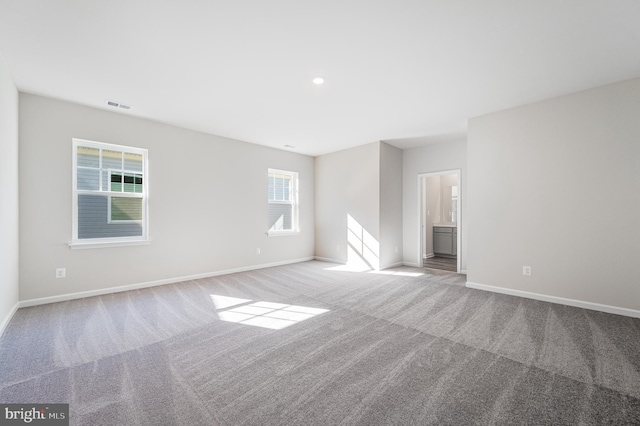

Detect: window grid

[72,138,148,245]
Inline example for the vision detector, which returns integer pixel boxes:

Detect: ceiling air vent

[105,100,132,110]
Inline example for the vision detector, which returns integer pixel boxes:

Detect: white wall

[467,77,640,312]
[379,142,403,269]
[0,54,19,332]
[18,94,315,301]
[403,140,468,269]
[314,141,404,270]
[315,142,380,267]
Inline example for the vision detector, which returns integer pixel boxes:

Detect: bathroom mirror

[441,185,458,223]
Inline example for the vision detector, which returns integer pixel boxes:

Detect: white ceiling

[1,1,639,156]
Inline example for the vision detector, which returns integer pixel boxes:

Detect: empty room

[1,1,639,425]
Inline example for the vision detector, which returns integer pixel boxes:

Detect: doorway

[418,170,461,273]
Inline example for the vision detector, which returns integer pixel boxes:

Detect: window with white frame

[268,169,298,235]
[71,138,148,247]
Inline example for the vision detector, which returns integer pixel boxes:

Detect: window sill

[69,239,150,250]
[267,230,299,237]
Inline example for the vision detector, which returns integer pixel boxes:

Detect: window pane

[123,173,143,193]
[134,175,143,193]
[77,168,99,190]
[77,146,99,168]
[123,174,134,192]
[103,149,122,170]
[275,175,284,200]
[111,197,142,221]
[124,152,143,172]
[268,203,292,231]
[110,172,122,192]
[268,176,275,201]
[78,194,143,239]
[283,176,291,201]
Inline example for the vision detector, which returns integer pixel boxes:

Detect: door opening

[418,170,461,273]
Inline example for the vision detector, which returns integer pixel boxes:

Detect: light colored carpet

[1,261,639,425]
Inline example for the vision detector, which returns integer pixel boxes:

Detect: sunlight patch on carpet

[323,265,424,277]
[210,295,329,330]
[369,270,424,277]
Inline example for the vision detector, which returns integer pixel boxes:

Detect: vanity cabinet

[433,226,457,257]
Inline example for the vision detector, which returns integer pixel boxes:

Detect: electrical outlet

[256,248,261,255]
[56,268,66,278]
[522,266,531,276]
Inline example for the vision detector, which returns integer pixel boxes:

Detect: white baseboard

[424,253,435,259]
[314,256,343,264]
[460,269,468,274]
[0,302,19,337]
[315,258,405,271]
[466,281,640,319]
[383,261,405,269]
[19,257,315,308]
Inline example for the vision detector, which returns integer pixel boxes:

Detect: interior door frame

[417,169,461,273]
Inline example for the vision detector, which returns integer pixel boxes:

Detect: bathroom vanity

[433,225,457,257]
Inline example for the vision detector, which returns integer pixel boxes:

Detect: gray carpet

[1,260,639,425]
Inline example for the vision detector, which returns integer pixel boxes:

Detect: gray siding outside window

[78,194,142,239]
[268,203,293,231]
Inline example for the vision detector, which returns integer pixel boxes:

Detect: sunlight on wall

[347,214,379,270]
[210,295,329,330]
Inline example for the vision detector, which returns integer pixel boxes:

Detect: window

[267,169,298,235]
[71,139,148,248]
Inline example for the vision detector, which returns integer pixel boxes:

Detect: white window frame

[267,168,299,236]
[70,138,149,249]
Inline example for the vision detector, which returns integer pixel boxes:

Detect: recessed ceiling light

[312,77,324,85]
